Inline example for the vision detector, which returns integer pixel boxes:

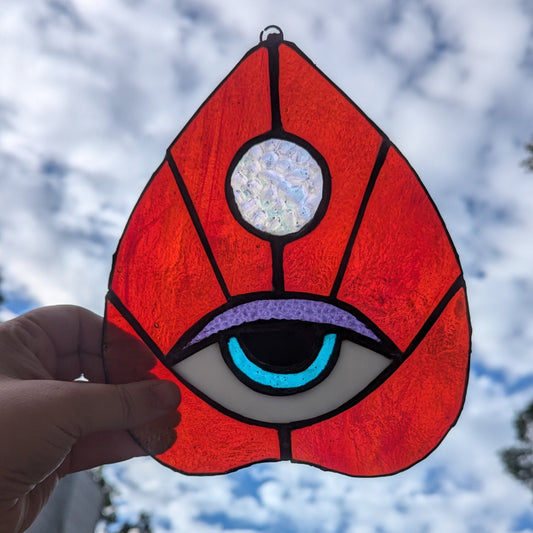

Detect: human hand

[0,305,181,533]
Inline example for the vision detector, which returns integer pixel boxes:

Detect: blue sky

[1,1,533,531]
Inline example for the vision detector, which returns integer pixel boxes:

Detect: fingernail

[151,381,181,410]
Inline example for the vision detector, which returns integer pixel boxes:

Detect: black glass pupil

[235,322,327,372]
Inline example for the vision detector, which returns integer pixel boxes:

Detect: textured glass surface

[187,298,379,347]
[230,138,323,236]
[104,37,470,477]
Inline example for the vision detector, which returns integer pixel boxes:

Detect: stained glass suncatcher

[103,26,471,476]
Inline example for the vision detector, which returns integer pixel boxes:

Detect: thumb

[57,380,181,437]
[0,379,180,503]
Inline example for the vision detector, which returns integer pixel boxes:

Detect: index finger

[0,305,105,382]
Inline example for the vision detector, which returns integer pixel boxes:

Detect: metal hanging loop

[260,25,284,43]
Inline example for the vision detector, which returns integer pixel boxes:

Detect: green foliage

[94,470,153,533]
[0,271,4,309]
[501,401,533,494]
[116,513,152,533]
[500,139,533,495]
[522,137,533,172]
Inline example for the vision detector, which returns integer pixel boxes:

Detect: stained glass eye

[167,298,396,424]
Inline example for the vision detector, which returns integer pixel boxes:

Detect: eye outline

[165,293,402,428]
[170,331,398,426]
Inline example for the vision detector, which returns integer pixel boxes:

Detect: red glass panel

[104,298,161,385]
[279,44,383,296]
[169,47,273,296]
[337,148,461,350]
[104,298,181,456]
[291,288,469,476]
[105,33,470,477]
[105,299,281,474]
[111,162,227,354]
[157,373,281,475]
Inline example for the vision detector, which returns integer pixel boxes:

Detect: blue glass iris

[227,333,337,390]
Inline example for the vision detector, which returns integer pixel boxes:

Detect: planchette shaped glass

[103,27,471,477]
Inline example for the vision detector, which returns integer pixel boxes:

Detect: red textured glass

[291,289,470,475]
[111,162,227,354]
[337,147,462,351]
[103,27,470,476]
[105,300,280,473]
[279,44,383,295]
[169,46,273,296]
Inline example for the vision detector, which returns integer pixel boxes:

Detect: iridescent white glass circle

[230,138,323,236]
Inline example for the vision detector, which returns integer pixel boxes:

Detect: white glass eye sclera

[172,339,392,424]
[230,138,323,236]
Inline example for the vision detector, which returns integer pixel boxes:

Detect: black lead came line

[265,32,282,132]
[271,241,285,293]
[166,152,232,301]
[330,138,391,298]
[107,289,166,361]
[278,425,292,461]
[402,275,465,359]
[265,33,285,292]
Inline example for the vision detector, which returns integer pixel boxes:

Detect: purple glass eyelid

[186,298,380,347]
